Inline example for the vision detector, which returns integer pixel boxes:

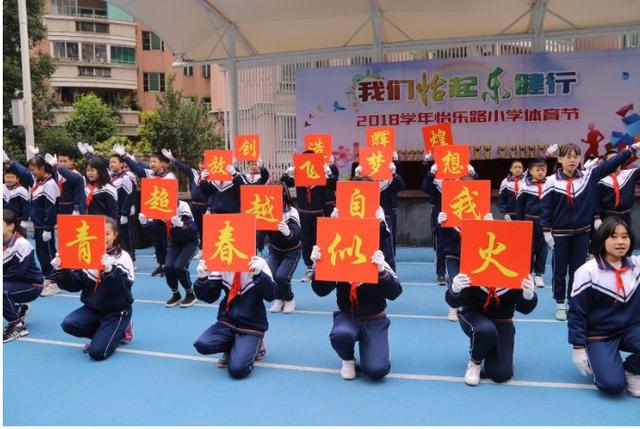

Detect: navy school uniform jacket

[56,166,86,214]
[8,161,34,188]
[597,167,640,217]
[29,175,59,231]
[267,207,302,251]
[173,158,211,204]
[421,162,441,227]
[244,167,270,185]
[110,171,134,219]
[568,255,640,346]
[380,172,406,214]
[141,201,198,246]
[3,233,44,284]
[446,285,537,320]
[3,183,30,221]
[515,177,546,222]
[280,173,337,215]
[541,148,632,234]
[51,247,135,313]
[499,174,523,218]
[311,263,402,318]
[193,269,277,333]
[85,183,119,220]
[325,164,340,207]
[202,173,245,214]
[123,156,177,181]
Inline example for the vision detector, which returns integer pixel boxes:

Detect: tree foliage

[65,93,119,145]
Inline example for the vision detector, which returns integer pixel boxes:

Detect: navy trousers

[445,256,461,289]
[552,231,590,303]
[458,311,515,383]
[435,227,447,278]
[329,311,391,381]
[530,222,548,276]
[34,228,56,279]
[586,323,640,395]
[385,210,398,255]
[148,220,168,266]
[193,321,263,379]
[61,305,132,361]
[266,247,302,301]
[165,242,198,294]
[3,282,42,324]
[300,212,321,268]
[190,202,208,248]
[119,220,135,262]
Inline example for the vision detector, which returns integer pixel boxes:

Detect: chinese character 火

[471,231,518,277]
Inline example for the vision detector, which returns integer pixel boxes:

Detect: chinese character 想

[441,150,464,175]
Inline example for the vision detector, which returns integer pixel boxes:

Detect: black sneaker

[300,268,313,283]
[179,293,197,308]
[18,304,31,322]
[165,293,182,308]
[217,352,229,368]
[151,265,165,277]
[437,275,447,286]
[255,340,267,361]
[3,324,28,343]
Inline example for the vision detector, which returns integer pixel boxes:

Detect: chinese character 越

[327,233,367,266]
[299,160,321,179]
[366,150,385,175]
[369,130,392,147]
[449,186,481,220]
[239,138,257,157]
[471,231,518,277]
[211,220,249,265]
[349,188,366,218]
[246,194,278,224]
[66,220,98,264]
[481,67,512,105]
[441,151,464,175]
[145,186,172,213]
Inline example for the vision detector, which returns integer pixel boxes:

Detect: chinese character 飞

[299,160,321,179]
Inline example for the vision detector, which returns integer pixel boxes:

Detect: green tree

[65,93,119,145]
[93,135,152,158]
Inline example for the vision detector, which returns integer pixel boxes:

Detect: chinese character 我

[449,186,481,220]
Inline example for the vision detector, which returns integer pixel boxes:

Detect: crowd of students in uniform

[3,140,640,398]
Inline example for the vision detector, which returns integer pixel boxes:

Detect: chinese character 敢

[481,67,512,106]
[349,188,365,218]
[211,220,249,265]
[239,138,257,157]
[366,150,385,175]
[327,233,367,266]
[66,220,98,264]
[369,130,392,148]
[145,186,172,213]
[471,231,518,277]
[441,150,464,175]
[246,194,278,224]
[449,186,481,220]
[299,160,321,179]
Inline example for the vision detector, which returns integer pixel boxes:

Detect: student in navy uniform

[50,217,135,360]
[202,162,246,215]
[515,158,549,288]
[83,157,119,220]
[310,245,402,380]
[379,151,406,253]
[267,182,302,314]
[597,149,640,228]
[26,155,60,297]
[568,217,640,397]
[55,149,86,215]
[3,210,43,342]
[242,158,271,253]
[140,201,199,308]
[324,157,340,218]
[541,142,639,321]
[193,256,276,379]
[421,153,446,285]
[499,160,524,221]
[114,143,176,277]
[446,271,537,386]
[2,155,30,229]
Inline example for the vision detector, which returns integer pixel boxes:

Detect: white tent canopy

[108,0,640,63]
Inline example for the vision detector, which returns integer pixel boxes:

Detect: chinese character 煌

[430,129,448,148]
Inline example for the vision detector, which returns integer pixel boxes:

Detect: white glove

[170,215,184,228]
[452,273,471,294]
[120,215,128,225]
[504,214,512,221]
[572,348,592,376]
[138,213,148,225]
[284,166,295,177]
[277,221,291,236]
[86,143,95,155]
[392,151,398,161]
[437,211,447,225]
[225,164,236,176]
[256,158,263,168]
[354,165,362,177]
[77,142,87,155]
[51,254,61,270]
[101,254,114,273]
[161,148,175,161]
[389,162,396,174]
[44,153,57,167]
[3,150,9,163]
[371,250,386,273]
[583,158,598,170]
[546,144,559,157]
[630,142,640,151]
[430,163,438,175]
[544,231,554,249]
[113,144,126,156]
[376,206,386,223]
[521,275,535,300]
[467,164,476,176]
[42,231,52,242]
[424,152,433,162]
[20,220,29,229]
[30,146,40,157]
[311,245,322,263]
[200,169,209,180]
[330,207,340,218]
[594,218,602,230]
[196,260,208,278]
[72,209,80,215]
[324,165,332,178]
[249,256,267,275]
[328,155,335,165]
[484,213,493,221]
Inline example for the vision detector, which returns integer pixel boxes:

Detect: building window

[183,66,193,77]
[277,113,297,157]
[78,67,111,77]
[143,72,166,92]
[142,31,164,51]
[75,21,109,33]
[203,97,211,110]
[81,43,107,63]
[110,46,135,64]
[53,41,79,61]
[201,64,210,78]
[278,60,328,92]
[77,7,107,19]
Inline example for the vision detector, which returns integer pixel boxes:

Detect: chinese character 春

[441,151,464,175]
[239,138,257,157]
[366,150,385,175]
[211,220,249,265]
[449,186,481,220]
[369,130,392,148]
[246,194,278,223]
[327,233,367,266]
[349,188,365,218]
[430,129,448,148]
[471,232,518,277]
[66,220,98,264]
[145,186,172,213]
[208,156,226,175]
[299,160,321,179]
[481,67,512,105]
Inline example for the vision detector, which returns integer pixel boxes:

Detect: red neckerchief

[85,183,97,209]
[610,172,621,208]
[483,288,500,311]
[225,272,242,312]
[535,182,543,199]
[613,265,628,299]
[565,178,575,206]
[30,175,52,196]
[306,186,312,204]
[349,282,359,316]
[512,175,521,194]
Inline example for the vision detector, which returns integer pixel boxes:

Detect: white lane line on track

[15,337,596,390]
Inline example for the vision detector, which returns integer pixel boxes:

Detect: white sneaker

[282,299,296,314]
[555,303,567,321]
[534,275,545,288]
[40,281,61,297]
[447,307,459,322]
[268,300,284,313]
[626,371,640,397]
[340,360,357,380]
[464,360,481,386]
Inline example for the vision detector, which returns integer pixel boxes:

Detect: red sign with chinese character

[204,150,233,181]
[441,180,491,228]
[293,153,326,186]
[241,185,283,231]
[460,220,533,289]
[366,127,396,151]
[434,144,470,180]
[422,122,453,152]
[304,134,333,162]
[203,214,255,272]
[234,135,260,161]
[58,215,105,270]
[336,181,380,219]
[359,147,393,180]
[315,217,380,284]
[140,178,178,221]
